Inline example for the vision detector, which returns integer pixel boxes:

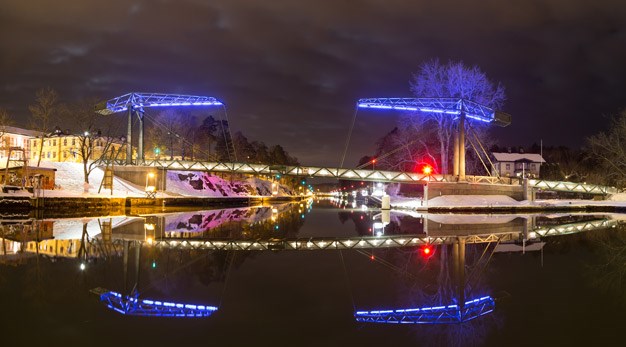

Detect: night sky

[2,0,626,166]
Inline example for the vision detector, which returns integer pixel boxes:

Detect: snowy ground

[389,193,626,210]
[0,162,294,198]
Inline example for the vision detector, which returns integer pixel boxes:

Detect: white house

[0,126,41,165]
[491,152,545,178]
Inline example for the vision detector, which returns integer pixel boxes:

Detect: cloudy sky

[2,0,626,166]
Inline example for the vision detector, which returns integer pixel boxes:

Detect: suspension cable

[221,105,237,162]
[339,250,356,311]
[467,133,491,176]
[467,122,500,177]
[340,105,359,168]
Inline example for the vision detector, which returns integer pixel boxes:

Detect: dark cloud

[1,0,626,166]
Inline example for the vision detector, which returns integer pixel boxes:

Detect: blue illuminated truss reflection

[354,296,495,324]
[96,289,218,318]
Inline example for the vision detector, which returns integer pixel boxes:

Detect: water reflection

[1,200,626,345]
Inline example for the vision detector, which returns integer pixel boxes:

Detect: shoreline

[0,195,307,218]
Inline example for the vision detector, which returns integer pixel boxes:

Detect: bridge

[94,93,618,196]
[82,215,618,252]
[96,157,618,195]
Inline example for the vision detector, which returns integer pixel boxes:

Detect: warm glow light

[422,165,432,175]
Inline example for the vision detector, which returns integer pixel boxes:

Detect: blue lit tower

[357,98,511,180]
[95,93,224,164]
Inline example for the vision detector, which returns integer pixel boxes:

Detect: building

[491,152,545,178]
[0,126,41,164]
[29,128,127,163]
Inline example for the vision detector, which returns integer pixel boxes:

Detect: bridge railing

[94,158,618,195]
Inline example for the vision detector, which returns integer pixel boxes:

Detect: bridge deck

[97,158,618,195]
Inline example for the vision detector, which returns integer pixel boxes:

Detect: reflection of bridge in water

[91,214,619,252]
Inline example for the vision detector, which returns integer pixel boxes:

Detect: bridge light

[420,245,435,258]
[422,165,433,176]
[154,147,160,155]
[301,179,306,185]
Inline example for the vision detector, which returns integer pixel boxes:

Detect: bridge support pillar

[381,195,390,210]
[458,113,466,181]
[126,108,132,165]
[452,113,466,180]
[137,109,144,163]
[523,178,535,201]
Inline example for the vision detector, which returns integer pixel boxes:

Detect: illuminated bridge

[97,157,618,195]
[93,93,617,196]
[88,217,619,252]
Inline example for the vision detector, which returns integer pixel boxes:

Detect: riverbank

[0,195,307,218]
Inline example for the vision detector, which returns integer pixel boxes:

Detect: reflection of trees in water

[410,315,503,347]
[362,242,501,347]
[584,225,626,306]
[138,205,307,297]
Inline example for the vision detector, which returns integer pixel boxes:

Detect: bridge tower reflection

[355,237,495,324]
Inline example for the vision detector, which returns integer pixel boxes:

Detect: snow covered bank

[0,162,295,199]
[165,171,294,197]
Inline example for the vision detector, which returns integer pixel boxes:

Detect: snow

[0,162,294,198]
[389,192,626,210]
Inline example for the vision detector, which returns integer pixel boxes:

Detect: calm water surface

[1,198,626,346]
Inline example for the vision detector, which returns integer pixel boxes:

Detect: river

[1,198,625,346]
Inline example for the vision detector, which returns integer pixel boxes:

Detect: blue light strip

[99,290,218,318]
[357,98,495,123]
[354,295,495,324]
[97,93,224,115]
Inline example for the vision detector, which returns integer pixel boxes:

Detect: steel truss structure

[95,157,619,195]
[357,98,511,127]
[94,288,218,317]
[355,296,495,324]
[529,179,617,195]
[94,92,227,164]
[86,217,618,252]
[531,218,617,238]
[95,93,223,115]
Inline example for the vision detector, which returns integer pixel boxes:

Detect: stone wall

[108,166,166,190]
[426,181,525,201]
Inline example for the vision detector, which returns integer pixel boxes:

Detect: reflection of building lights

[144,223,156,244]
[80,263,86,271]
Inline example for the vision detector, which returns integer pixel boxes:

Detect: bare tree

[28,87,59,167]
[408,59,506,174]
[0,108,14,147]
[59,98,121,184]
[586,109,626,187]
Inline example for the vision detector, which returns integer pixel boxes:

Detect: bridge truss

[95,92,232,164]
[85,217,618,253]
[95,157,619,195]
[355,296,495,324]
[93,288,218,317]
